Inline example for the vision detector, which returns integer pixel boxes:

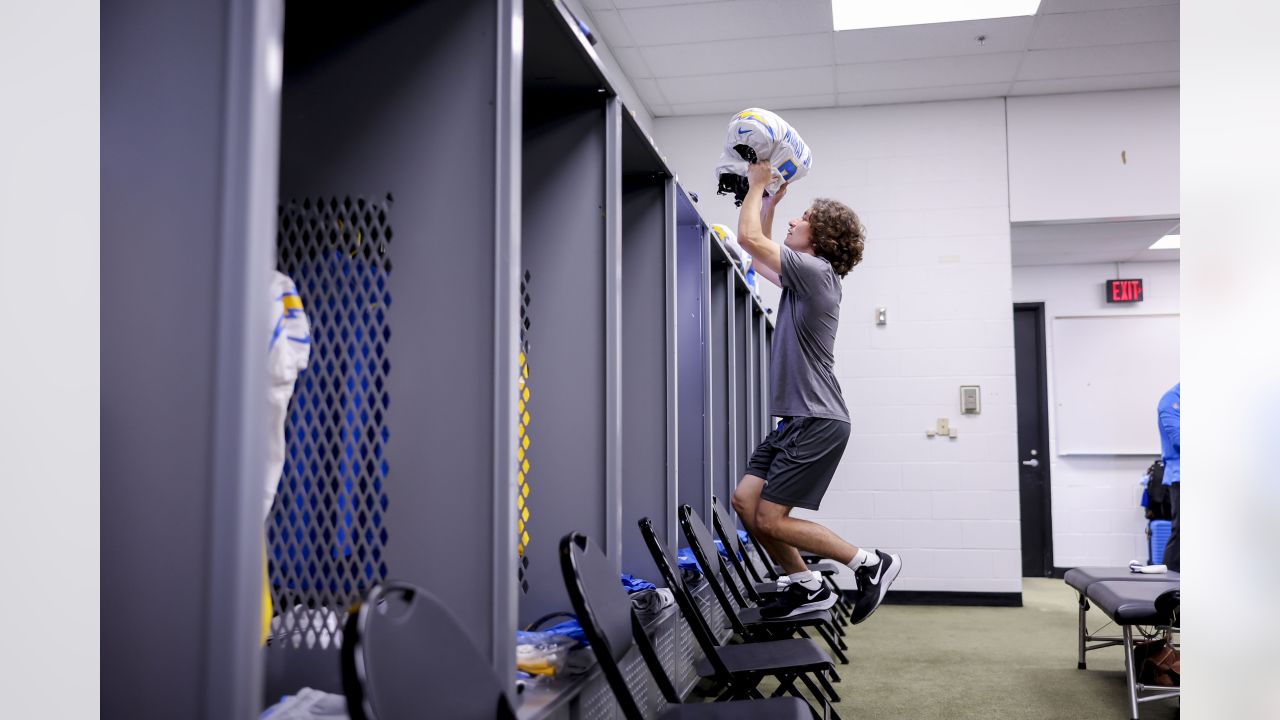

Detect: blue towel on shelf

[676,547,703,574]
[621,573,657,594]
[525,619,589,647]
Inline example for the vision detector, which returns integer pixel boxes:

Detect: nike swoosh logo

[868,562,884,585]
[737,128,751,135]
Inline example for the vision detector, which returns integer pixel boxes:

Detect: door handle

[1021,458,1040,467]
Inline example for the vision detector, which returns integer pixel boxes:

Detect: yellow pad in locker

[262,546,272,644]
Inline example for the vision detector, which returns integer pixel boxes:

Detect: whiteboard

[1051,315,1179,455]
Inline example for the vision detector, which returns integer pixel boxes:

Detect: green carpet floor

[758,578,1178,719]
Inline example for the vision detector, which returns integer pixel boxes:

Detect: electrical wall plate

[876,308,887,326]
[960,385,981,414]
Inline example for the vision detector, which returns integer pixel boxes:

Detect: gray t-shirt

[770,246,849,422]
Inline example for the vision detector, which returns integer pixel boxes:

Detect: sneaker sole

[852,556,902,625]
[765,591,839,619]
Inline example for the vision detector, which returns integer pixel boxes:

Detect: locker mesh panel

[677,616,698,696]
[518,271,532,594]
[655,617,677,687]
[580,674,618,720]
[622,648,656,717]
[269,195,393,649]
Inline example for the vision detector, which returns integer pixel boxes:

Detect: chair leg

[1122,625,1140,720]
[813,669,841,703]
[815,623,850,664]
[827,666,841,684]
[772,673,799,699]
[798,672,842,720]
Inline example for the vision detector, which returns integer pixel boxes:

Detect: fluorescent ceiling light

[1149,234,1180,250]
[832,0,1042,31]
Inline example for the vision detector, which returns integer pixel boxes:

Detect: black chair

[638,518,843,714]
[559,532,816,720]
[681,505,849,666]
[341,581,516,720]
[710,499,852,631]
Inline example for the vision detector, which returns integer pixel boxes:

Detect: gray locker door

[675,192,709,535]
[103,0,283,717]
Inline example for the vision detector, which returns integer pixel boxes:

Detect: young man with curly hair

[730,160,901,621]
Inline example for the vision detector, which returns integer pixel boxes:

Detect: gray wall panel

[103,0,279,716]
[520,103,609,626]
[674,207,707,533]
[708,267,730,518]
[620,178,668,576]
[272,0,506,690]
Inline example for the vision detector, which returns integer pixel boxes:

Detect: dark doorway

[1014,303,1054,577]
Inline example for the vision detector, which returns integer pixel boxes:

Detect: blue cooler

[1149,520,1173,564]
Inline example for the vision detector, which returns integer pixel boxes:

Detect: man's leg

[1163,482,1180,571]
[732,474,795,573]
[754,499,858,570]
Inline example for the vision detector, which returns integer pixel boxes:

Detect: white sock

[789,570,821,590]
[848,548,880,571]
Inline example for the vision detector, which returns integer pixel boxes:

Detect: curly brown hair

[806,198,866,277]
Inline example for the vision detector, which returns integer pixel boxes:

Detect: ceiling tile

[1011,71,1178,95]
[668,93,836,117]
[620,0,835,45]
[582,0,616,10]
[1018,41,1178,80]
[834,16,1035,64]
[837,83,1012,108]
[837,52,1023,93]
[649,103,674,116]
[1030,5,1179,49]
[1039,0,1178,14]
[659,66,835,104]
[586,8,636,47]
[611,46,653,79]
[640,33,834,78]
[631,78,668,107]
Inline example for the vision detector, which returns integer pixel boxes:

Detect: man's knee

[732,477,763,520]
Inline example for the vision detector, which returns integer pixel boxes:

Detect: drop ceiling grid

[579,0,1179,116]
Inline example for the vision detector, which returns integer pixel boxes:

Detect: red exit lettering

[1106,279,1144,303]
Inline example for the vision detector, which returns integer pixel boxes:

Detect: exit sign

[1106,278,1144,303]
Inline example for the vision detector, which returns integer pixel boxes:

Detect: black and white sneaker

[849,551,901,625]
[759,581,838,619]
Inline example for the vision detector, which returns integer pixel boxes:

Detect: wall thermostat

[960,386,981,414]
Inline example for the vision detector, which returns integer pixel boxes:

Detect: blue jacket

[1158,384,1180,485]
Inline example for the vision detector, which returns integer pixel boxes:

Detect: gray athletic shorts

[747,416,851,511]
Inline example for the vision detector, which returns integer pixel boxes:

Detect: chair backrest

[710,498,764,603]
[560,532,680,720]
[637,517,732,680]
[678,505,751,636]
[341,582,515,720]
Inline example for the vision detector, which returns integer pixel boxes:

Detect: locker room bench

[1063,567,1180,719]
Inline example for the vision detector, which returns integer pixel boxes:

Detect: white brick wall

[655,99,1022,594]
[1013,260,1180,567]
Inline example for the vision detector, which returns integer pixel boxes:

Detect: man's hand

[746,160,773,190]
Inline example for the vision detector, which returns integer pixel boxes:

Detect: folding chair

[559,532,818,719]
[636,520,842,718]
[341,581,516,720]
[710,499,852,631]
[681,505,849,665]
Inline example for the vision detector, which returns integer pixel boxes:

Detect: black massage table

[1063,567,1180,719]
